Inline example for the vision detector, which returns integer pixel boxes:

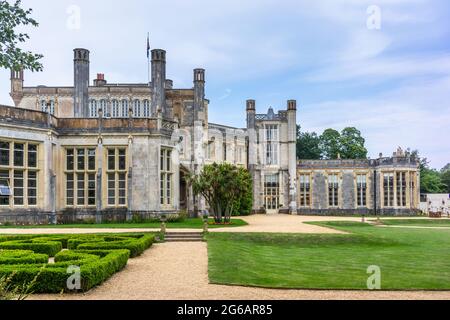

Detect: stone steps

[164,232,204,242]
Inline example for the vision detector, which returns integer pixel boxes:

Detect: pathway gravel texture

[33,241,450,300]
[6,215,449,300]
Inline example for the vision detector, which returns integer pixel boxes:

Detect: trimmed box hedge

[0,249,130,293]
[0,233,155,293]
[0,250,49,265]
[75,234,155,257]
[0,240,62,256]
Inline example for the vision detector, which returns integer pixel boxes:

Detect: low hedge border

[0,250,49,265]
[0,240,62,256]
[73,234,155,257]
[0,233,156,293]
[0,249,130,293]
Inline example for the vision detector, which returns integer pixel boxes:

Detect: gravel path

[33,242,450,300]
[9,215,450,300]
[210,215,361,234]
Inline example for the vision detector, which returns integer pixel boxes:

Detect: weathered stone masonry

[0,47,421,224]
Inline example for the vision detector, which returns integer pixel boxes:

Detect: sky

[0,0,449,169]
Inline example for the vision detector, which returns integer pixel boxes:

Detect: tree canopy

[410,150,448,194]
[296,126,321,160]
[188,163,253,223]
[297,126,368,160]
[0,0,43,71]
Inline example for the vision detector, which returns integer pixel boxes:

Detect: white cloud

[301,76,450,169]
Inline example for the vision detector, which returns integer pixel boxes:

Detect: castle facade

[0,48,420,223]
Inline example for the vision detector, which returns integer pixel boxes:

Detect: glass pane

[28,144,37,168]
[0,141,10,166]
[108,149,115,170]
[166,151,171,171]
[66,149,74,170]
[14,143,24,167]
[77,149,85,171]
[88,149,96,170]
[118,149,126,170]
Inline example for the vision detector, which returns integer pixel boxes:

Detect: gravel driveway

[10,215,450,300]
[33,242,450,300]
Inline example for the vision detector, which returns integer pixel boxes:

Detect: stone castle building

[0,48,420,223]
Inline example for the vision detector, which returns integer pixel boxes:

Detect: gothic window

[0,140,39,208]
[143,100,150,117]
[299,174,311,207]
[121,99,129,118]
[383,173,394,207]
[328,174,339,207]
[65,148,96,207]
[396,172,407,207]
[106,148,127,207]
[112,100,119,118]
[160,148,173,206]
[89,100,98,118]
[356,174,367,207]
[264,125,279,165]
[133,100,141,118]
[100,99,107,116]
[207,141,215,160]
[41,99,55,115]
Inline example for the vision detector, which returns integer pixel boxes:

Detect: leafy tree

[296,125,321,160]
[189,163,253,223]
[441,163,450,173]
[339,127,368,159]
[410,150,446,194]
[319,129,341,159]
[440,168,450,193]
[0,0,43,71]
[421,169,446,194]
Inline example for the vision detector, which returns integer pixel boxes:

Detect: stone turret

[73,48,90,117]
[10,69,24,106]
[287,100,298,214]
[151,49,166,116]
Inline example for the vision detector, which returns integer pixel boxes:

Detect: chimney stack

[94,73,107,86]
[10,68,24,106]
[73,48,90,117]
[151,49,167,116]
[193,68,205,123]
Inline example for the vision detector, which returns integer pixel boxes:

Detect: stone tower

[193,68,205,124]
[151,49,166,117]
[10,69,24,106]
[246,99,259,212]
[287,100,298,214]
[73,48,90,117]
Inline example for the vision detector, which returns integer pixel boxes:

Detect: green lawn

[207,221,450,290]
[375,218,450,227]
[0,218,248,229]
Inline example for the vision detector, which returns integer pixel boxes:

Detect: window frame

[0,139,40,208]
[64,147,97,208]
[356,173,368,208]
[328,173,340,208]
[160,148,173,207]
[105,147,128,208]
[299,173,312,207]
[263,124,279,166]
